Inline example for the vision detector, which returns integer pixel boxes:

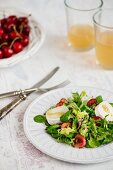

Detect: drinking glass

[93,9,113,69]
[64,0,103,51]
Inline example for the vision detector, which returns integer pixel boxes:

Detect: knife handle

[0,90,21,99]
[0,93,27,120]
[0,88,38,99]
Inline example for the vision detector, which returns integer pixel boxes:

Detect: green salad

[34,91,113,148]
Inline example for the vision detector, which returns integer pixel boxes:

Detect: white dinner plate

[24,86,113,164]
[0,8,45,67]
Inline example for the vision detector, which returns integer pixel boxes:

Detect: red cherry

[61,122,71,128]
[93,116,101,126]
[18,17,28,25]
[13,42,23,53]
[0,28,4,36]
[4,23,14,32]
[56,98,67,107]
[87,98,97,107]
[20,35,29,47]
[0,20,2,27]
[9,31,19,39]
[0,50,3,59]
[7,15,17,24]
[23,25,30,35]
[73,134,86,148]
[93,116,101,120]
[1,18,7,26]
[2,33,9,41]
[3,46,14,58]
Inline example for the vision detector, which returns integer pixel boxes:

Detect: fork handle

[0,93,27,120]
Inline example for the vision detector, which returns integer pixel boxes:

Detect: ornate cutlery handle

[0,92,27,120]
[0,88,38,99]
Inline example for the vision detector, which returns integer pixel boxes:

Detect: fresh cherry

[0,28,4,36]
[23,25,30,35]
[93,116,101,126]
[56,98,67,107]
[13,42,23,53]
[18,17,28,25]
[0,50,3,59]
[9,31,20,40]
[3,46,14,58]
[4,23,14,32]
[93,116,101,121]
[2,33,9,41]
[87,98,97,107]
[1,18,7,26]
[73,134,86,148]
[7,15,17,24]
[20,35,29,47]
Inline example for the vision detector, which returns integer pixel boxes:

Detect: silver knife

[0,67,59,99]
[0,67,59,120]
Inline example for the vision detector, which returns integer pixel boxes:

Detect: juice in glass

[68,24,94,49]
[95,31,113,69]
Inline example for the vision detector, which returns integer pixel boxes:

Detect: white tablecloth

[0,0,113,170]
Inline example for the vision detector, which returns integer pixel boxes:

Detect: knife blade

[0,67,60,99]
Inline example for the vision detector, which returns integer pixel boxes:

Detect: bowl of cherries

[0,8,45,67]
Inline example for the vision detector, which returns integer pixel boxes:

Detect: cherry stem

[0,42,8,48]
[13,25,21,36]
[10,37,21,49]
[19,23,24,34]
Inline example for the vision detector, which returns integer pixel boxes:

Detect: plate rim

[23,85,113,164]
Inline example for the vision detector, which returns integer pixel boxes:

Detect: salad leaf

[80,91,87,98]
[87,136,100,148]
[59,127,75,136]
[110,103,113,107]
[60,110,73,122]
[96,95,103,104]
[79,123,89,137]
[72,92,82,106]
[67,102,80,110]
[46,124,60,134]
[80,104,94,115]
[34,115,49,126]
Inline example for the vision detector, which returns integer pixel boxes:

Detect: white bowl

[0,8,45,68]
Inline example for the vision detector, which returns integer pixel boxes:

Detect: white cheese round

[95,101,113,121]
[46,105,69,125]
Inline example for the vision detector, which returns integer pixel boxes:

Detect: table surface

[0,0,113,170]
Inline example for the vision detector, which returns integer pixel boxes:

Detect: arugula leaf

[110,103,113,107]
[46,125,60,134]
[34,115,49,126]
[96,95,103,104]
[60,110,73,122]
[80,104,94,115]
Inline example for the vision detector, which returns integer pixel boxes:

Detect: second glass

[64,0,103,51]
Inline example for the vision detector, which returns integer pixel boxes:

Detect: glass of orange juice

[64,0,103,51]
[93,9,113,69]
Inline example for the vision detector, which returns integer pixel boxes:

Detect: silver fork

[0,80,70,120]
